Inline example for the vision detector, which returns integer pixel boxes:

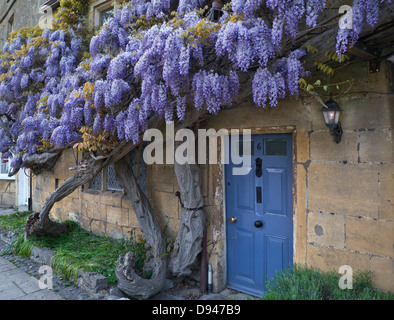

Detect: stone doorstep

[0,228,113,299]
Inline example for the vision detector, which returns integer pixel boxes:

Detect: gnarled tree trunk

[113,156,206,298]
[169,162,205,277]
[114,155,167,300]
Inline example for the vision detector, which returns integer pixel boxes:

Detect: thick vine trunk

[169,162,205,277]
[24,157,105,239]
[114,155,167,300]
[113,157,205,298]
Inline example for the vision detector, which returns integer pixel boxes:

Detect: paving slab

[0,256,64,300]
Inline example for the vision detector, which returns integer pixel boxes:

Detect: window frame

[0,153,15,180]
[92,0,115,27]
[84,145,146,194]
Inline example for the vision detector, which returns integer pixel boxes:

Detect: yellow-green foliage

[54,0,89,29]
[181,18,221,46]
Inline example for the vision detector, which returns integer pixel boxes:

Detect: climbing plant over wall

[0,0,392,299]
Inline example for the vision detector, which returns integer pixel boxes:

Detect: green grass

[0,210,32,233]
[1,211,147,285]
[263,264,394,300]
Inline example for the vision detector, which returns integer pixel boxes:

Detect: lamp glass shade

[321,96,341,128]
[322,109,341,128]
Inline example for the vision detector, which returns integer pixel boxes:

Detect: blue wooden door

[225,133,293,297]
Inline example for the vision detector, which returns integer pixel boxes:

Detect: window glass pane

[264,138,287,156]
[101,8,114,26]
[1,154,9,174]
[89,171,102,190]
[107,164,122,191]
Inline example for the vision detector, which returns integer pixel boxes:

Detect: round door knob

[254,220,263,228]
[229,217,237,223]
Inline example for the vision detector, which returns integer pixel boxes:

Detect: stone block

[121,196,133,209]
[30,247,55,266]
[202,100,308,133]
[53,161,73,180]
[77,270,108,298]
[307,244,370,273]
[161,216,179,239]
[208,164,223,207]
[340,95,394,131]
[346,216,394,257]
[61,149,77,164]
[0,180,10,193]
[296,131,309,163]
[78,215,91,232]
[101,190,123,207]
[310,131,359,163]
[308,163,379,218]
[90,219,106,236]
[128,208,139,229]
[359,129,393,163]
[60,198,82,216]
[151,190,179,220]
[86,201,106,221]
[151,165,174,193]
[200,164,209,198]
[106,205,129,227]
[379,164,394,221]
[0,227,19,245]
[370,256,394,292]
[81,189,101,203]
[307,211,345,249]
[294,165,307,264]
[1,192,15,206]
[106,223,125,239]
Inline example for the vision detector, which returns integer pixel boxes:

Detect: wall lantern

[207,0,224,22]
[321,93,343,143]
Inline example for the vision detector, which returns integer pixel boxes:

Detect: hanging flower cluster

[336,0,383,56]
[0,0,389,172]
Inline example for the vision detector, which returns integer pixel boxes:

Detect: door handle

[229,217,237,223]
[254,220,263,228]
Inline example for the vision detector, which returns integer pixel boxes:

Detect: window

[89,171,102,190]
[107,164,122,191]
[264,138,287,156]
[7,14,14,37]
[92,0,117,27]
[0,153,14,180]
[87,146,146,193]
[100,8,114,26]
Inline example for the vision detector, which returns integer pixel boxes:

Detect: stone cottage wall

[0,180,15,207]
[32,60,394,293]
[201,60,394,292]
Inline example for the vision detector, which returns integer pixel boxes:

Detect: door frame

[17,169,29,207]
[222,126,297,295]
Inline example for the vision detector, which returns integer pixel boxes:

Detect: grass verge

[263,264,394,300]
[0,211,146,284]
[0,210,32,233]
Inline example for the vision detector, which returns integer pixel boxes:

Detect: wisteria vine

[0,0,390,172]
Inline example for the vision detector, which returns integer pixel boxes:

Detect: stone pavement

[0,239,95,300]
[0,255,63,300]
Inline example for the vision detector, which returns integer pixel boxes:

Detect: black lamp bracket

[330,122,343,144]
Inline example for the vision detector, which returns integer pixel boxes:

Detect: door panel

[265,235,289,280]
[226,133,293,297]
[265,168,286,214]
